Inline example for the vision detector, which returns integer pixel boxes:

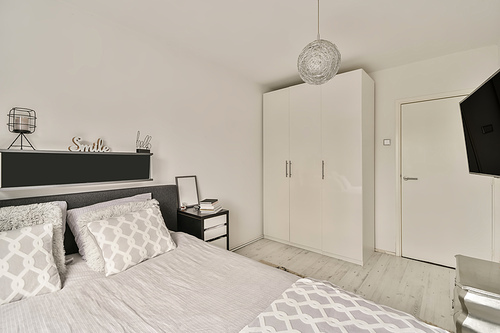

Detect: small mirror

[175,176,199,208]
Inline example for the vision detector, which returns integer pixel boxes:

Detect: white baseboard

[231,235,264,252]
[375,248,396,256]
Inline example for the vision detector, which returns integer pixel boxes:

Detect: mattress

[0,232,298,333]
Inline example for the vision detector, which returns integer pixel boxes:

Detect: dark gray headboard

[0,185,178,255]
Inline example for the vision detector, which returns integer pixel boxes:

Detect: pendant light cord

[317,0,320,40]
[298,0,341,85]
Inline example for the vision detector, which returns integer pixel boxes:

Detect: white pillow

[75,199,161,272]
[66,193,151,259]
[0,224,61,305]
[87,205,176,276]
[53,201,68,234]
[0,202,66,275]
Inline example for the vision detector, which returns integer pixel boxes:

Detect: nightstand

[177,208,229,250]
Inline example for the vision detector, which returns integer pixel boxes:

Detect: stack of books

[199,199,222,213]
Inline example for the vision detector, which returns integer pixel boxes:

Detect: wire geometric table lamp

[7,107,37,150]
[297,0,341,85]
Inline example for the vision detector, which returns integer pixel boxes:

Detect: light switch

[383,139,391,146]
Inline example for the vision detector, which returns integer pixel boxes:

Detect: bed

[0,185,448,332]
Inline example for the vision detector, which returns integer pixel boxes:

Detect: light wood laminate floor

[235,238,456,332]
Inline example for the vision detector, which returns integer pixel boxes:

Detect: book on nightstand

[199,198,222,213]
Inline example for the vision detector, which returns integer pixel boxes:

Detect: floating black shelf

[0,150,152,188]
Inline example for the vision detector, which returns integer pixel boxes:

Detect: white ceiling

[62,0,500,90]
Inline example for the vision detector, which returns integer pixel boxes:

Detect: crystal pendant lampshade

[297,0,341,85]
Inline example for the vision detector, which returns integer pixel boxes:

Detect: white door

[289,84,323,251]
[401,96,492,267]
[263,89,290,242]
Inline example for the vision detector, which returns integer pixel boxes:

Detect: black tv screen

[460,68,500,177]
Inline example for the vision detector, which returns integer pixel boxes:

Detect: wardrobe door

[263,89,290,242]
[321,71,365,263]
[289,84,323,251]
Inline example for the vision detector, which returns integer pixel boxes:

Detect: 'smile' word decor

[68,137,111,152]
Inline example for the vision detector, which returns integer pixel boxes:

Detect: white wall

[371,45,500,254]
[0,0,264,249]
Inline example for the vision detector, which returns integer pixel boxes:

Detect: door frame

[394,90,471,257]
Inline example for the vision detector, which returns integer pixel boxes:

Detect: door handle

[403,176,419,181]
[289,161,292,178]
[286,161,288,178]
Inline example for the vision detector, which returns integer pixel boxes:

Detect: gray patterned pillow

[66,193,151,259]
[76,199,160,272]
[0,202,66,275]
[0,223,61,305]
[87,205,176,276]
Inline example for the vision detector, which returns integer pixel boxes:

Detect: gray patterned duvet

[241,278,448,333]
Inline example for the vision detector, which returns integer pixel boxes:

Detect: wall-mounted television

[460,68,500,177]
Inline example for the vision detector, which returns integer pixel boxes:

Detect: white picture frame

[175,175,200,208]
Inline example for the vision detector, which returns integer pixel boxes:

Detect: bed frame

[0,185,178,255]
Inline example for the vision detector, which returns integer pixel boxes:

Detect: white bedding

[1,231,449,333]
[0,232,298,333]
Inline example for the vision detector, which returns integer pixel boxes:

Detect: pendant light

[297,0,341,85]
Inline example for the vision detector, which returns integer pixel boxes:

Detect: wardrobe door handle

[285,161,288,178]
[289,161,292,178]
[322,160,325,179]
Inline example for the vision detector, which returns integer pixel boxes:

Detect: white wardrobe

[263,69,374,266]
